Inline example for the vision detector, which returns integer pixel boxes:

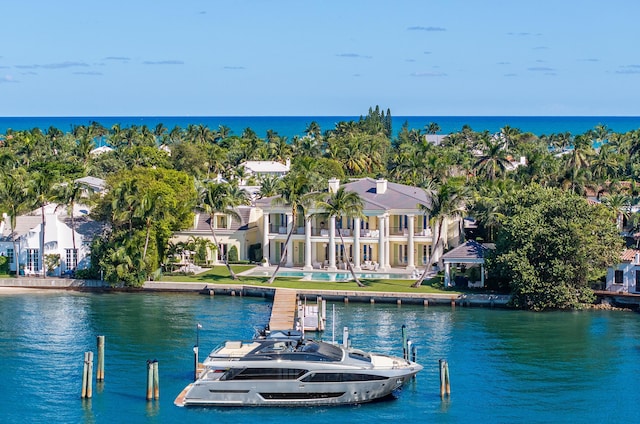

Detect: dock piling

[152,360,159,400]
[439,359,451,398]
[96,335,105,381]
[146,360,154,400]
[81,351,93,399]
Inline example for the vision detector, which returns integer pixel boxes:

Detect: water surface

[0,291,638,423]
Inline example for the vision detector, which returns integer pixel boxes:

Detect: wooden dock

[269,289,298,331]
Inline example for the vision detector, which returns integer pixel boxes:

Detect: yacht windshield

[301,341,343,362]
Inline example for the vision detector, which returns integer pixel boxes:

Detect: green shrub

[228,245,239,262]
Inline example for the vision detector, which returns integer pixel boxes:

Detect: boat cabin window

[348,350,372,363]
[300,372,387,382]
[220,367,308,381]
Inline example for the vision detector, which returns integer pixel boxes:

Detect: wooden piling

[397,299,402,306]
[96,335,105,381]
[439,359,451,398]
[80,351,94,399]
[152,360,159,400]
[81,352,89,398]
[411,345,417,363]
[146,360,154,401]
[424,299,429,307]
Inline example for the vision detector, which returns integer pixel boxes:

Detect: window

[222,367,308,381]
[614,270,624,284]
[27,249,39,272]
[422,245,432,265]
[398,245,408,264]
[635,270,640,289]
[65,249,78,271]
[6,249,14,267]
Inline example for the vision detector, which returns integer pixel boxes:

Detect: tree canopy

[489,185,623,310]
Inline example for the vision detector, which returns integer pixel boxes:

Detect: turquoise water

[1,290,639,423]
[2,116,640,139]
[245,270,413,281]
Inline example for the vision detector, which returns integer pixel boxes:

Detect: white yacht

[175,331,422,407]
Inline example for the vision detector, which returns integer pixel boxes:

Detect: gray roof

[341,178,432,212]
[193,206,252,232]
[255,178,432,213]
[1,215,42,240]
[441,240,493,261]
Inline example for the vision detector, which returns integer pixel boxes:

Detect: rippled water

[0,291,638,423]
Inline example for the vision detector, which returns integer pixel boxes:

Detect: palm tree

[28,171,54,277]
[601,193,631,231]
[267,173,313,284]
[315,187,365,287]
[199,182,250,279]
[0,170,29,275]
[135,191,168,261]
[52,180,89,271]
[473,137,512,180]
[412,182,467,288]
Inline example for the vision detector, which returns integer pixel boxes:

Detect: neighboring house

[440,240,494,288]
[75,176,108,197]
[0,204,104,276]
[239,159,291,182]
[255,177,463,271]
[170,205,261,264]
[90,146,113,156]
[606,249,640,293]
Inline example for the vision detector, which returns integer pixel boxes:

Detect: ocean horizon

[2,115,640,139]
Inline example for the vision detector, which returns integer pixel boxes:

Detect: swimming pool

[244,269,414,281]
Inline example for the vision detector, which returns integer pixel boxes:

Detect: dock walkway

[268,289,298,331]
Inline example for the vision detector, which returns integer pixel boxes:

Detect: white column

[286,212,293,267]
[354,217,361,271]
[303,217,312,270]
[262,213,270,265]
[384,215,391,270]
[481,263,485,287]
[444,262,451,287]
[407,214,415,270]
[377,215,385,270]
[328,216,337,271]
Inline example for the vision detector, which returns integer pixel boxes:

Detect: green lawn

[160,265,458,294]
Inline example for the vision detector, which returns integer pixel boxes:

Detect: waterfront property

[170,177,463,274]
[440,240,493,288]
[256,177,463,273]
[0,203,103,276]
[606,248,640,293]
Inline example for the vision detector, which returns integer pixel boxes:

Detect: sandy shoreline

[0,287,52,295]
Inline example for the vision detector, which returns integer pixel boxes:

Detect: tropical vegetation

[0,109,636,309]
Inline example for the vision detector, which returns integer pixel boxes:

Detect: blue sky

[2,0,639,116]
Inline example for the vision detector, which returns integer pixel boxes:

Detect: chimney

[285,158,291,170]
[376,178,387,194]
[635,252,640,265]
[520,156,527,166]
[328,178,340,193]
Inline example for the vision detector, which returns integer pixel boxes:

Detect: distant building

[606,249,640,293]
[239,159,291,182]
[0,204,105,276]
